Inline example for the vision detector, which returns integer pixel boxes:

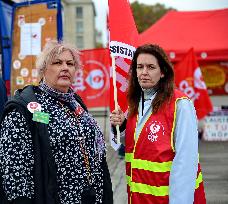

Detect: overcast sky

[92,0,228,46]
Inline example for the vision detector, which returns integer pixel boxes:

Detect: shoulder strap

[0,86,37,124]
[16,85,38,104]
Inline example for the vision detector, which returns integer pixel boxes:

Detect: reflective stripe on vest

[125,153,133,163]
[132,159,172,172]
[126,175,169,196]
[126,153,172,172]
[126,175,131,186]
[195,172,203,189]
[126,153,203,194]
[127,171,203,196]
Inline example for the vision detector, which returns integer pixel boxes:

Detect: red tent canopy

[139,9,228,62]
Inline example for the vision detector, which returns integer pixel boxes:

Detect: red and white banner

[174,48,213,119]
[108,0,139,113]
[72,48,110,108]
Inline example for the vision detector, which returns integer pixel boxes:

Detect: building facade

[62,0,96,50]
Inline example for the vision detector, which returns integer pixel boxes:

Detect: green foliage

[130,1,176,33]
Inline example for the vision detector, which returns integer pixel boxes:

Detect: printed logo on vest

[146,121,165,142]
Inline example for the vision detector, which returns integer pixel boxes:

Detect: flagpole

[111,55,120,144]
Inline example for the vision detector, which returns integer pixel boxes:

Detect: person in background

[110,44,206,204]
[0,77,8,118]
[0,40,113,204]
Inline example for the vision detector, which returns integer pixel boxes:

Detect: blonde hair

[36,40,81,78]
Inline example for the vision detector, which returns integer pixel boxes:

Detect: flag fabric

[108,0,139,149]
[108,0,139,49]
[108,0,139,114]
[72,48,110,108]
[174,48,213,119]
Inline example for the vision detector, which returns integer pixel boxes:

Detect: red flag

[108,0,139,113]
[175,48,213,119]
[72,48,110,108]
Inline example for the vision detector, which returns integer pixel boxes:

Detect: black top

[0,85,113,204]
[0,78,8,119]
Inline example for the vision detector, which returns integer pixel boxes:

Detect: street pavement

[199,141,228,204]
[106,141,228,204]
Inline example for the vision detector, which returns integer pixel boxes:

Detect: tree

[131,1,175,33]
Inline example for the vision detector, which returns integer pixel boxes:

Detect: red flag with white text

[108,0,139,114]
[175,48,213,119]
[72,48,110,108]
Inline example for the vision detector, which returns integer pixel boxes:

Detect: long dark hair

[127,44,174,117]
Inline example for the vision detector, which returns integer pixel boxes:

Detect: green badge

[32,111,50,124]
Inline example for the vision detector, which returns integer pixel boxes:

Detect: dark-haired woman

[110,44,206,204]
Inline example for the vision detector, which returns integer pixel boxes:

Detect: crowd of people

[0,41,206,204]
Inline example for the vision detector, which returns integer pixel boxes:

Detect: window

[76,7,83,19]
[76,36,84,49]
[76,21,83,33]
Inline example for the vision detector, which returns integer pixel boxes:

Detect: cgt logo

[146,121,165,142]
[179,67,206,102]
[86,69,104,89]
[73,60,109,100]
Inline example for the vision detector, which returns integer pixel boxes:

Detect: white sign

[20,23,42,56]
[203,115,228,141]
[109,41,136,60]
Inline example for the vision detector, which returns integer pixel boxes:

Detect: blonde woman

[0,41,113,204]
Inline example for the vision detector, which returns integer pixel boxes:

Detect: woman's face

[43,50,77,93]
[136,53,164,89]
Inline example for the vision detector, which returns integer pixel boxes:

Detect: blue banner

[0,1,13,81]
